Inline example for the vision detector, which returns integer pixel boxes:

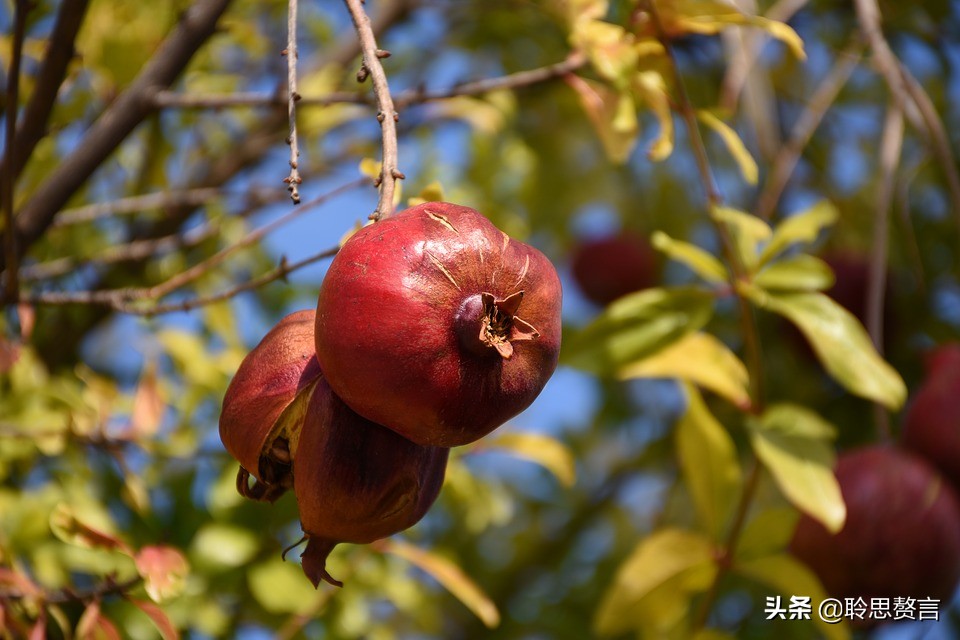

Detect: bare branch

[344,0,402,220]
[284,0,303,204]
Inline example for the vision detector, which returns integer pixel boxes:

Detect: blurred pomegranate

[570,231,657,306]
[790,446,960,623]
[220,310,321,502]
[901,343,960,489]
[314,201,562,447]
[294,377,448,587]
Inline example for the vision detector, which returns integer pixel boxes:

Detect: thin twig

[343,0,402,220]
[754,41,863,221]
[284,0,302,204]
[2,0,30,305]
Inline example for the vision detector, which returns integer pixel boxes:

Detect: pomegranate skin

[294,378,448,587]
[902,343,960,488]
[219,310,322,500]
[571,232,657,306]
[314,201,562,447]
[790,446,960,623]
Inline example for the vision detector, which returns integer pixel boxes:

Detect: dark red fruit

[294,377,448,588]
[219,310,322,502]
[314,201,562,447]
[822,252,896,343]
[901,343,960,489]
[790,446,960,623]
[570,232,657,306]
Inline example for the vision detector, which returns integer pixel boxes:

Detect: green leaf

[49,504,131,555]
[566,75,638,164]
[710,206,771,269]
[651,231,728,284]
[482,432,576,487]
[619,332,750,408]
[675,384,743,540]
[736,554,851,640]
[697,110,758,185]
[753,255,835,291]
[382,540,500,628]
[746,404,845,533]
[595,529,715,635]
[190,524,259,568]
[632,69,675,160]
[735,507,799,559]
[247,557,325,615]
[571,20,638,85]
[562,287,715,375]
[758,201,840,266]
[129,599,179,640]
[741,286,907,409]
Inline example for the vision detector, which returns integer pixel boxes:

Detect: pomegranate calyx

[476,291,540,360]
[300,537,344,588]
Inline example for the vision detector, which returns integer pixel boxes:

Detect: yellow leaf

[675,384,743,539]
[711,206,771,270]
[753,254,835,291]
[407,181,446,207]
[130,361,164,439]
[358,158,381,182]
[431,96,508,134]
[633,70,675,160]
[696,110,758,185]
[651,231,728,284]
[620,332,749,409]
[735,507,799,559]
[572,20,638,84]
[381,540,500,628]
[566,74,638,164]
[481,432,576,487]
[758,200,840,266]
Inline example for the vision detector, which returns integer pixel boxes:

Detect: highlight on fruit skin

[790,445,960,626]
[219,309,322,502]
[293,375,449,588]
[314,201,562,448]
[570,231,657,306]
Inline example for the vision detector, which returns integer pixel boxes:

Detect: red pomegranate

[570,231,657,306]
[219,310,321,501]
[901,343,960,489]
[790,446,960,623]
[314,202,562,447]
[294,377,448,587]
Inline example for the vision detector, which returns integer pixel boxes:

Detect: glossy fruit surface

[790,446,960,622]
[570,232,657,306]
[902,343,960,488]
[314,201,562,447]
[294,378,448,587]
[219,310,321,501]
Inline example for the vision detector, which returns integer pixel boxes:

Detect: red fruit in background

[314,202,562,447]
[822,252,896,343]
[901,342,960,489]
[294,377,448,588]
[570,232,657,306]
[790,446,960,622]
[219,310,321,502]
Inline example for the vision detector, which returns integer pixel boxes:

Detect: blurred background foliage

[2,0,960,638]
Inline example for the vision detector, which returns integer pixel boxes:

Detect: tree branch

[284,0,302,204]
[344,0,402,220]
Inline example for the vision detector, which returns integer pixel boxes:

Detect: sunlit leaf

[381,539,500,628]
[651,231,728,284]
[758,201,840,266]
[675,384,743,539]
[135,546,189,603]
[122,472,151,515]
[566,74,638,164]
[129,599,180,640]
[190,524,259,568]
[431,96,509,134]
[481,432,576,487]
[736,554,851,640]
[247,557,325,615]
[735,507,799,559]
[408,180,446,207]
[571,19,638,84]
[50,504,131,555]
[620,332,750,409]
[741,286,907,409]
[562,287,715,374]
[595,529,715,636]
[697,110,757,185]
[711,206,771,269]
[557,0,608,26]
[747,404,845,533]
[633,69,675,160]
[753,254,834,291]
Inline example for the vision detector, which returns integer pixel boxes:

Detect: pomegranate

[219,310,321,502]
[790,446,960,624]
[901,343,960,489]
[294,377,448,587]
[570,231,657,306]
[314,201,562,447]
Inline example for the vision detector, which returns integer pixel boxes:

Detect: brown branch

[754,41,862,221]
[284,0,303,204]
[344,0,402,220]
[2,0,91,181]
[2,0,234,273]
[2,0,31,305]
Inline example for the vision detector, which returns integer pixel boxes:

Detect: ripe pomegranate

[314,201,562,447]
[219,310,321,502]
[901,343,960,489]
[790,446,960,623]
[570,231,657,306]
[294,377,448,587]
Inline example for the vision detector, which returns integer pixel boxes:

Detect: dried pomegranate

[314,201,562,447]
[219,310,321,502]
[294,377,448,587]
